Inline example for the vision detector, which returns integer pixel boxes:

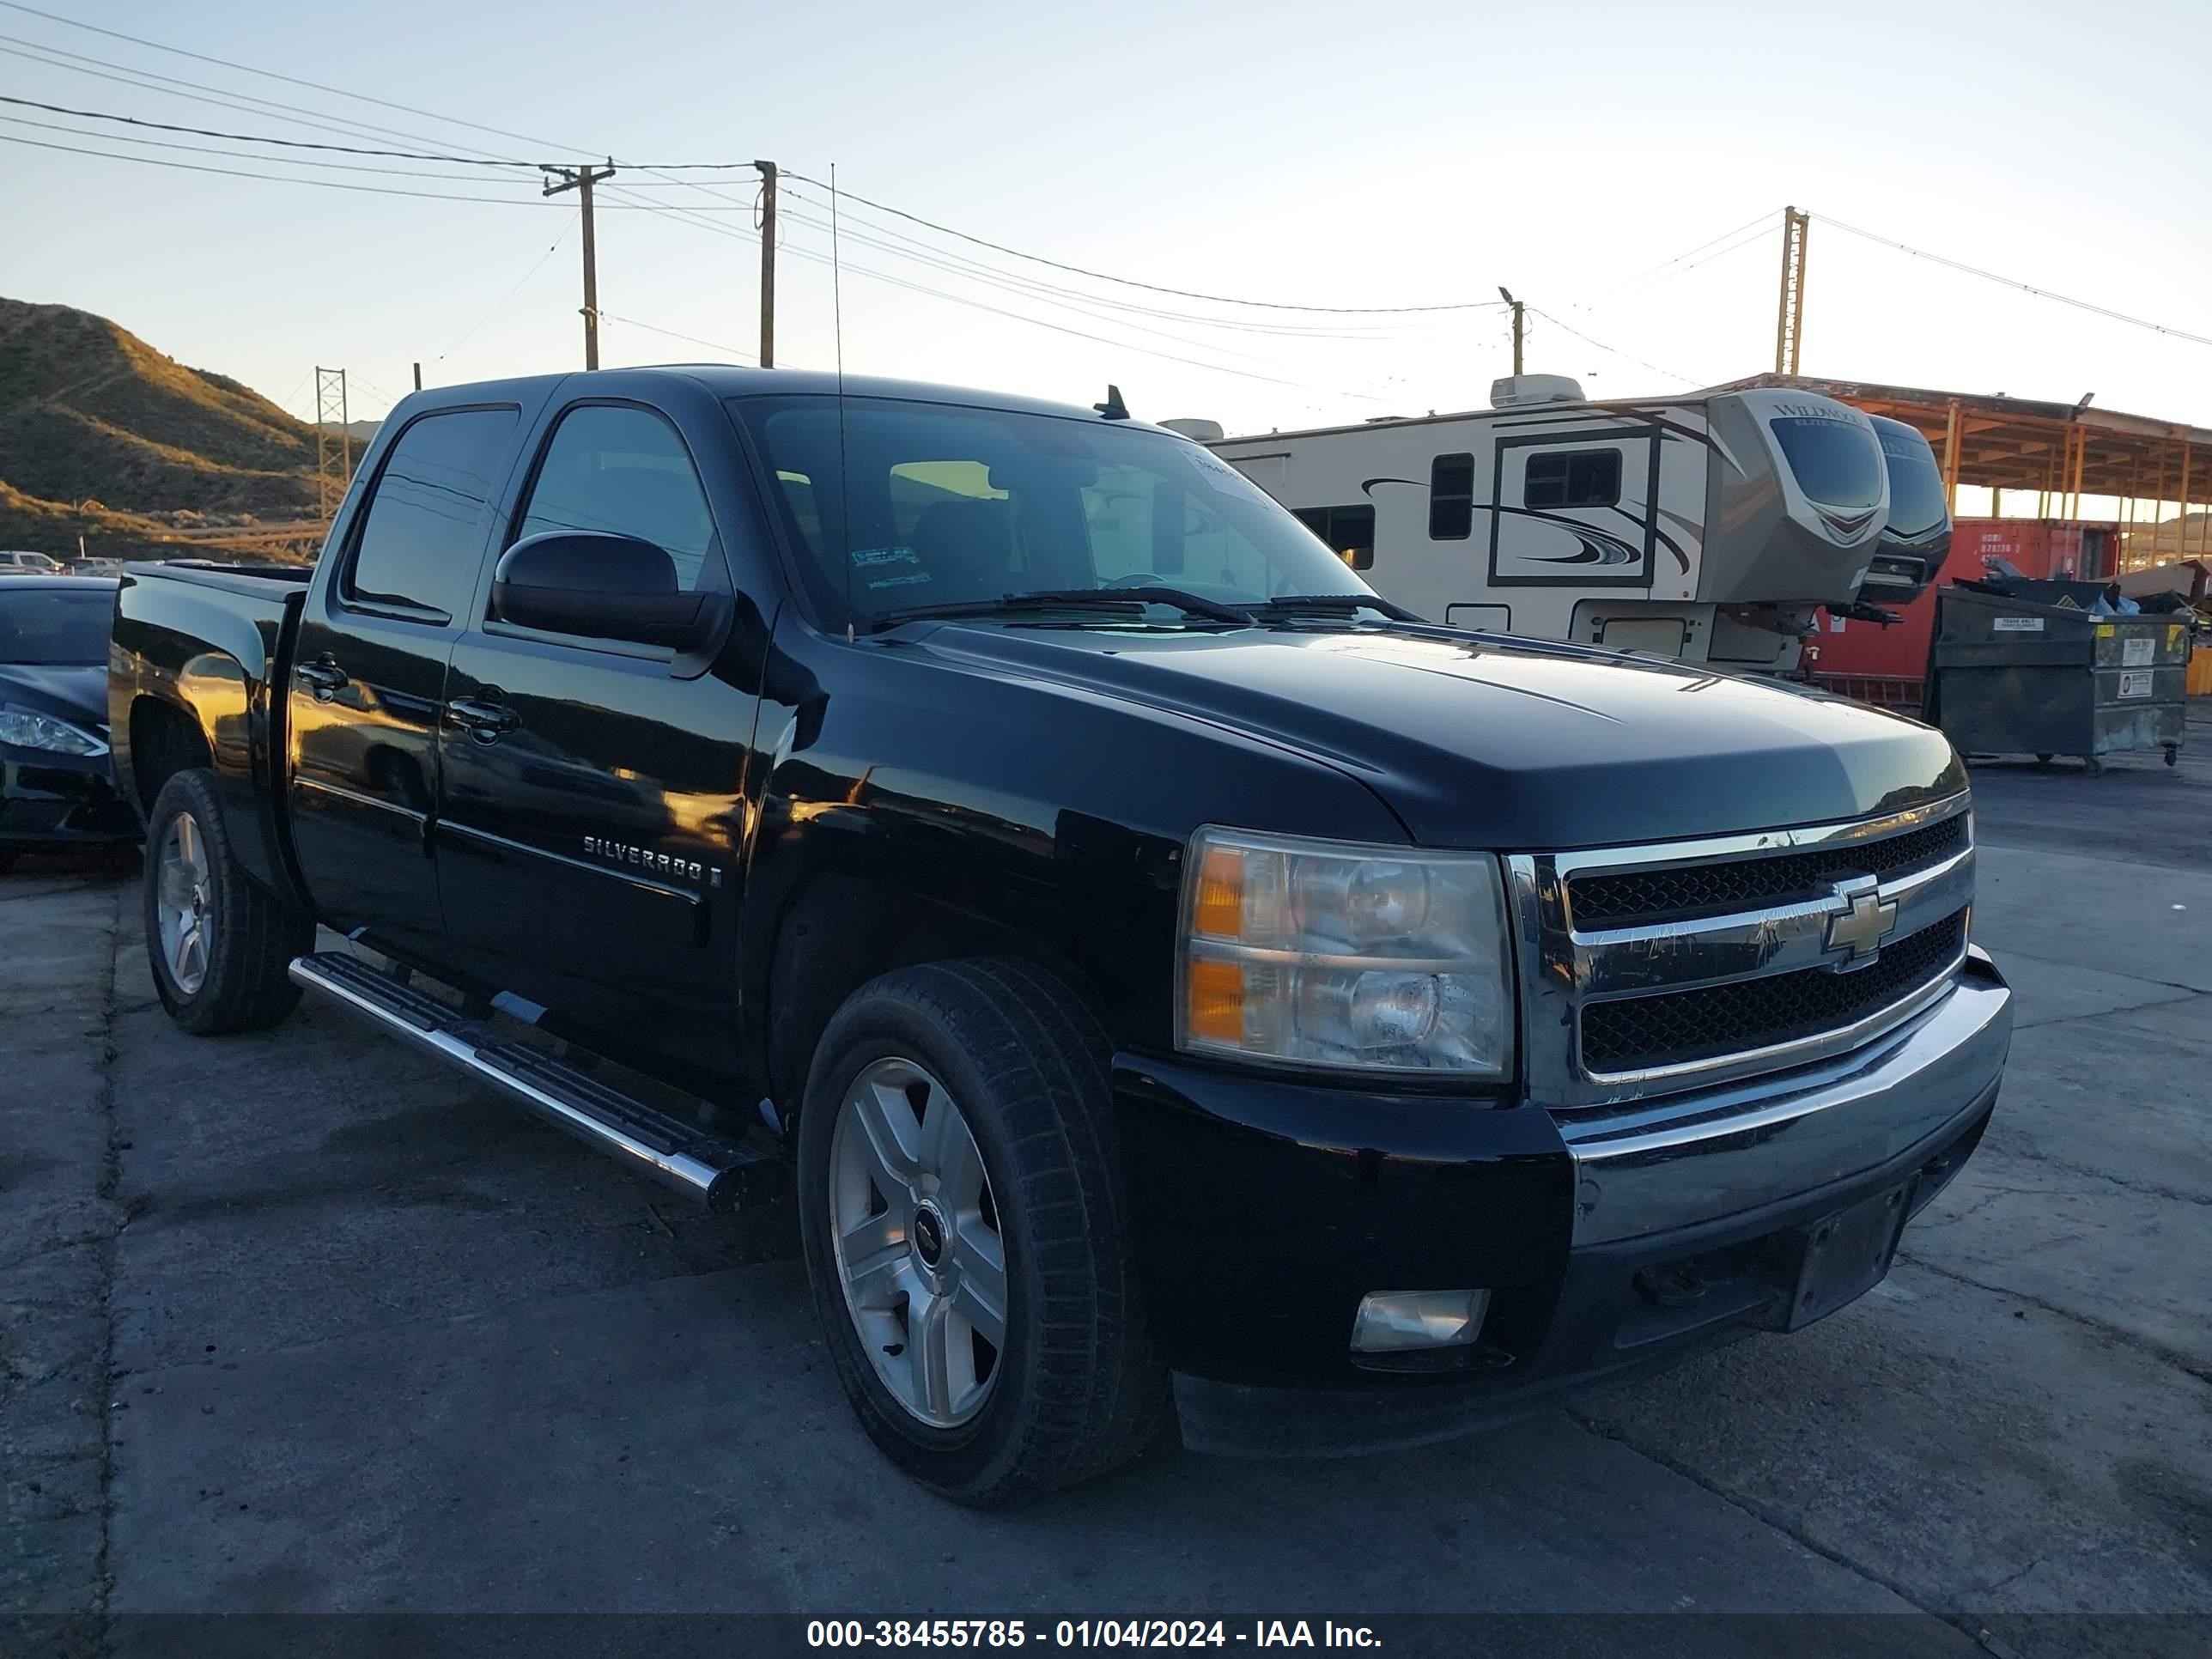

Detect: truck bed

[110,556,313,902]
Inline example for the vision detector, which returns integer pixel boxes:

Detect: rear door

[287,404,521,962]
[434,386,770,1087]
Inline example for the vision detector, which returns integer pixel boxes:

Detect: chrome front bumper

[1555,945,2012,1245]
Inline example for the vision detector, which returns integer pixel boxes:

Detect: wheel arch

[755,872,1099,1133]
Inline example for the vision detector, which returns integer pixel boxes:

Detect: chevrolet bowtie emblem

[1825,878,1898,969]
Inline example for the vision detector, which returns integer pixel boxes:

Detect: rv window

[1291,504,1376,569]
[1430,455,1474,540]
[1771,416,1882,510]
[1524,449,1621,510]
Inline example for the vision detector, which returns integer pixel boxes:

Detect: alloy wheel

[829,1056,1008,1429]
[155,810,214,995]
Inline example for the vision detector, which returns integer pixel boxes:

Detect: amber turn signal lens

[1193,843,1244,939]
[1185,957,1244,1044]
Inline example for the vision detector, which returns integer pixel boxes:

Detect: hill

[0,298,336,560]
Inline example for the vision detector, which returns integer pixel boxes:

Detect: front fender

[736,616,1407,1105]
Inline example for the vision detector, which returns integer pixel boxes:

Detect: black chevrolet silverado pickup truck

[110,368,2013,1504]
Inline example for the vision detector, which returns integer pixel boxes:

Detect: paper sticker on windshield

[1186,448,1264,497]
[864,571,933,591]
[850,546,917,568]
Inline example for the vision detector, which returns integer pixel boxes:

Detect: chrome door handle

[444,696,520,740]
[295,659,348,700]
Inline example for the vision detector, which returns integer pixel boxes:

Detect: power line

[0,92,767,174]
[598,191,1393,400]
[782,171,1509,316]
[775,199,1399,362]
[1650,220,1776,285]
[599,312,760,363]
[1615,207,1782,288]
[780,185,1407,341]
[0,21,1414,397]
[1527,308,1701,386]
[1814,213,2212,350]
[0,120,1380,395]
[0,130,566,203]
[8,24,1491,332]
[0,91,533,162]
[0,36,543,174]
[0,112,551,183]
[437,222,575,362]
[0,0,584,157]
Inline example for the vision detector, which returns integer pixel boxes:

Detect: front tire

[797,957,1165,1506]
[144,769,314,1035]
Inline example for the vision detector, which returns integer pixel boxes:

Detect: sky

[7,0,2212,520]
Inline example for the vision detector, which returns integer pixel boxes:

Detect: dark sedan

[1,576,137,872]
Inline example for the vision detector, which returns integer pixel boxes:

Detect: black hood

[910,623,1964,850]
[0,664,109,732]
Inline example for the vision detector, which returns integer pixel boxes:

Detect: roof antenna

[833,161,854,637]
[1094,384,1129,420]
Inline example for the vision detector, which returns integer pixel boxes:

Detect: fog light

[1350,1289,1490,1353]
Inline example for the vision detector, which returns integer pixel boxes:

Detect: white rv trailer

[1200,376,1900,670]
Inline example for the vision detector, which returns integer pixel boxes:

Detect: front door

[434,395,763,1088]
[287,404,521,963]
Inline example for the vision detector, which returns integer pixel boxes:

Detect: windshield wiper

[1250,592,1422,623]
[868,586,1250,631]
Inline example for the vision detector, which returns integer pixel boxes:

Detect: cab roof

[404,365,1170,432]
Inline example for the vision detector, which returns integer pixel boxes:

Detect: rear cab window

[343,408,520,620]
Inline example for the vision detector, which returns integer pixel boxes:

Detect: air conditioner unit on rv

[1489,374,1585,409]
[1159,417,1225,441]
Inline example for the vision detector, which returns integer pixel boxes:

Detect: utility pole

[1498,286,1524,375]
[313,367,349,522]
[1773,206,1810,375]
[755,160,778,368]
[542,161,617,368]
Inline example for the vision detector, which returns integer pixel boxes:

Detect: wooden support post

[2179,442,2193,565]
[1941,398,1961,514]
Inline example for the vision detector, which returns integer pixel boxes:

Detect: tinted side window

[515,405,718,591]
[345,408,519,617]
[1291,504,1377,569]
[1430,454,1474,540]
[1525,449,1622,509]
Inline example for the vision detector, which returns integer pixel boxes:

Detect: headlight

[1177,827,1514,1077]
[0,706,108,757]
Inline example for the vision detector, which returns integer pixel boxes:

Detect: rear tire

[144,769,313,1035]
[796,957,1166,1507]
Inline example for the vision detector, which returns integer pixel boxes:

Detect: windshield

[1874,417,1948,540]
[0,588,112,665]
[729,396,1375,625]
[1770,415,1884,510]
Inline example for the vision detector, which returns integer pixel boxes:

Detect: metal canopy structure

[1711,373,2212,562]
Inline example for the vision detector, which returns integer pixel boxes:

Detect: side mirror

[491,531,730,651]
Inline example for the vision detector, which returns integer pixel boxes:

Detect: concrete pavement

[3,722,2207,1656]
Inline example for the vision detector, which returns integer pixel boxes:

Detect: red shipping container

[1808,518,2121,684]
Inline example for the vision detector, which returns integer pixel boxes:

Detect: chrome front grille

[1565,814,1968,929]
[1505,794,1975,1110]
